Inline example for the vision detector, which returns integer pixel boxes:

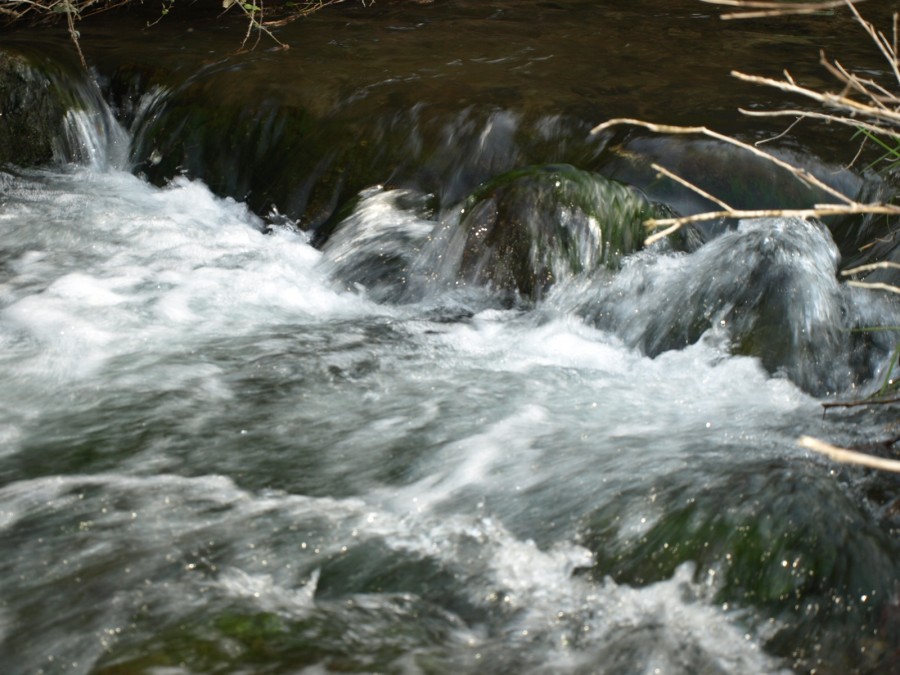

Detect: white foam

[217,567,320,616]
[0,171,375,386]
[365,511,788,674]
[435,311,633,375]
[390,403,551,513]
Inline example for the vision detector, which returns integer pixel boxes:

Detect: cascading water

[1,13,900,674]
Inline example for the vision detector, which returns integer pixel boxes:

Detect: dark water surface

[1,2,899,674]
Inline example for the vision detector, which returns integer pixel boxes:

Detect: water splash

[61,107,131,172]
[320,185,900,395]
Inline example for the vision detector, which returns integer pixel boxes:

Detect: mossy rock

[578,459,900,674]
[95,597,467,674]
[0,48,70,167]
[454,164,687,299]
[0,43,120,168]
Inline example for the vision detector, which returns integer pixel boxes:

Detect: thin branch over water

[799,436,900,473]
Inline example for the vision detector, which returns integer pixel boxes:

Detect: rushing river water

[1,2,900,674]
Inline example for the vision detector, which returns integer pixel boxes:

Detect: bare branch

[821,56,897,110]
[65,2,88,71]
[645,222,687,247]
[846,280,900,294]
[842,261,900,275]
[650,162,735,210]
[822,397,900,409]
[591,117,857,205]
[799,435,900,473]
[738,108,900,141]
[751,113,806,146]
[702,0,850,7]
[701,0,866,20]
[651,204,900,225]
[641,203,900,246]
[732,70,900,125]
[845,0,900,86]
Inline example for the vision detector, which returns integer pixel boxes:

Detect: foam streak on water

[0,151,898,672]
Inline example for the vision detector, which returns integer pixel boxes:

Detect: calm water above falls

[1,2,900,674]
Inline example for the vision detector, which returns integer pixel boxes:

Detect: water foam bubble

[0,169,374,385]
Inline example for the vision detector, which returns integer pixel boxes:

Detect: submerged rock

[451,164,690,299]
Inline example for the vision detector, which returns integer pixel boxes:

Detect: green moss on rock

[0,50,68,166]
[455,164,685,299]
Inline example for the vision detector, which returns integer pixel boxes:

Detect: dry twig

[701,0,866,20]
[650,162,735,211]
[642,203,900,245]
[799,435,900,472]
[590,118,856,204]
[731,70,900,130]
[822,397,900,409]
[846,280,900,294]
[842,261,900,275]
[589,117,900,245]
[0,0,362,55]
[594,0,900,252]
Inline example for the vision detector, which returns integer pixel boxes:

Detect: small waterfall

[53,63,132,171]
[60,106,131,172]
[319,187,436,302]
[126,84,172,173]
[0,45,132,172]
[322,180,900,396]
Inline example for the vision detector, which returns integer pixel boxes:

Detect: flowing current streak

[0,107,858,675]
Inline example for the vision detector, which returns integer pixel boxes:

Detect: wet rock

[452,164,689,299]
[578,217,859,395]
[579,458,900,675]
[0,44,122,169]
[0,49,69,167]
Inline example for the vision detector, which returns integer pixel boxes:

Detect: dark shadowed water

[0,2,899,674]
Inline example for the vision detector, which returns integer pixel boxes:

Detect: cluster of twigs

[226,0,368,52]
[0,0,127,25]
[0,0,131,67]
[590,117,900,246]
[0,0,354,26]
[593,0,900,248]
[693,1,900,309]
[593,0,900,472]
[0,1,366,61]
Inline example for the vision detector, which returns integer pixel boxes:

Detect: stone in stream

[578,457,900,675]
[576,216,868,395]
[451,164,696,300]
[0,48,71,167]
[0,44,127,169]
